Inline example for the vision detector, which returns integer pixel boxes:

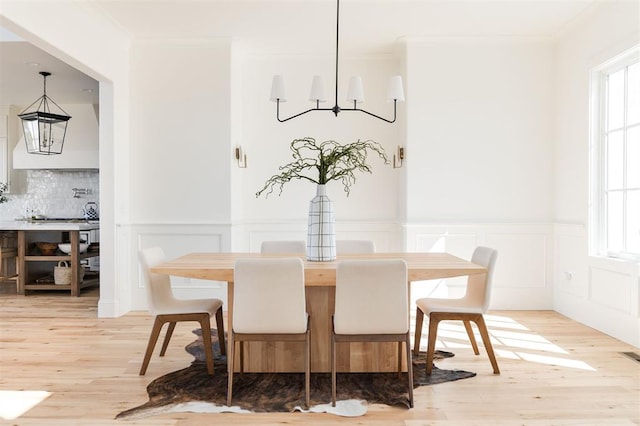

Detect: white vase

[307,184,336,261]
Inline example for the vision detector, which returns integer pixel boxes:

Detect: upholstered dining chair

[228,257,310,407]
[138,247,226,376]
[336,239,375,254]
[260,240,306,254]
[332,259,413,408]
[413,246,499,375]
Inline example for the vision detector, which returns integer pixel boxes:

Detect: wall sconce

[393,146,404,168]
[235,145,247,168]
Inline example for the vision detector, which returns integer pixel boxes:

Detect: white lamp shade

[309,76,326,102]
[346,76,365,103]
[387,75,404,102]
[270,75,287,102]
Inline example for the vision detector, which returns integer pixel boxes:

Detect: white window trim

[589,45,640,261]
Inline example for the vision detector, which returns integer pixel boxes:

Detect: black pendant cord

[41,71,50,113]
[275,0,398,123]
[332,0,341,116]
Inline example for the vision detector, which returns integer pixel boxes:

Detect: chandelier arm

[340,100,398,124]
[276,100,334,122]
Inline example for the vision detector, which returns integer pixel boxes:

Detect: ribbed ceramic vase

[307,184,336,261]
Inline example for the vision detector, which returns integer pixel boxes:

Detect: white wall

[129,39,232,223]
[554,0,640,347]
[405,38,555,222]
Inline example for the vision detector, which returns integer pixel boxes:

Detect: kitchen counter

[1,223,101,296]
[0,221,99,231]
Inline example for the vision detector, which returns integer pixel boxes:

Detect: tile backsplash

[0,170,99,220]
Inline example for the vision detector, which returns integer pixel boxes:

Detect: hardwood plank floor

[0,286,638,425]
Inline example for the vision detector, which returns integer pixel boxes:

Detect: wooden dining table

[151,252,487,373]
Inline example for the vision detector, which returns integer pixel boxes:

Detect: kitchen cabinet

[15,227,100,296]
[0,105,25,193]
[79,229,100,272]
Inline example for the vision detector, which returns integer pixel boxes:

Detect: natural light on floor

[0,390,51,420]
[411,313,597,372]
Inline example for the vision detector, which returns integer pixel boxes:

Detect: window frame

[589,45,640,261]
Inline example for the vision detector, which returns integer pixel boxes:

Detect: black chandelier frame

[273,0,400,123]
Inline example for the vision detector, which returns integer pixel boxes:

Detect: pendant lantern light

[18,71,71,155]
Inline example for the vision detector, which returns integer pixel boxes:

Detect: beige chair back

[260,240,306,254]
[139,247,177,315]
[336,240,375,254]
[462,246,498,313]
[233,257,307,333]
[334,259,408,334]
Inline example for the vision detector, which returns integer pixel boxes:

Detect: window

[590,46,640,260]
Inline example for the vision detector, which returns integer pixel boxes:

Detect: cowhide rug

[116,329,475,420]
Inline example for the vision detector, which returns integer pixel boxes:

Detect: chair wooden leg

[475,315,500,374]
[139,316,164,375]
[227,331,234,406]
[463,320,480,355]
[305,326,311,409]
[405,332,414,408]
[331,329,337,407]
[215,307,226,356]
[159,321,176,356]
[198,315,215,375]
[239,341,244,375]
[413,307,424,355]
[425,314,440,375]
[397,341,402,378]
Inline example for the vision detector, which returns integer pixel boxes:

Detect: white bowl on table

[58,243,89,254]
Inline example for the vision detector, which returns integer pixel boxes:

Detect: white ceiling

[88,0,600,52]
[0,40,100,108]
[0,0,602,106]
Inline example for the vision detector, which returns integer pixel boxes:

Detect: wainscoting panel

[406,223,554,309]
[485,232,548,289]
[589,265,634,313]
[554,226,588,299]
[415,233,479,257]
[554,223,640,347]
[129,223,232,311]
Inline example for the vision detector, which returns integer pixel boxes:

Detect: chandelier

[269,0,404,123]
[18,71,71,155]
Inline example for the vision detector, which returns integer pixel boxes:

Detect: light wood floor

[1,286,638,425]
